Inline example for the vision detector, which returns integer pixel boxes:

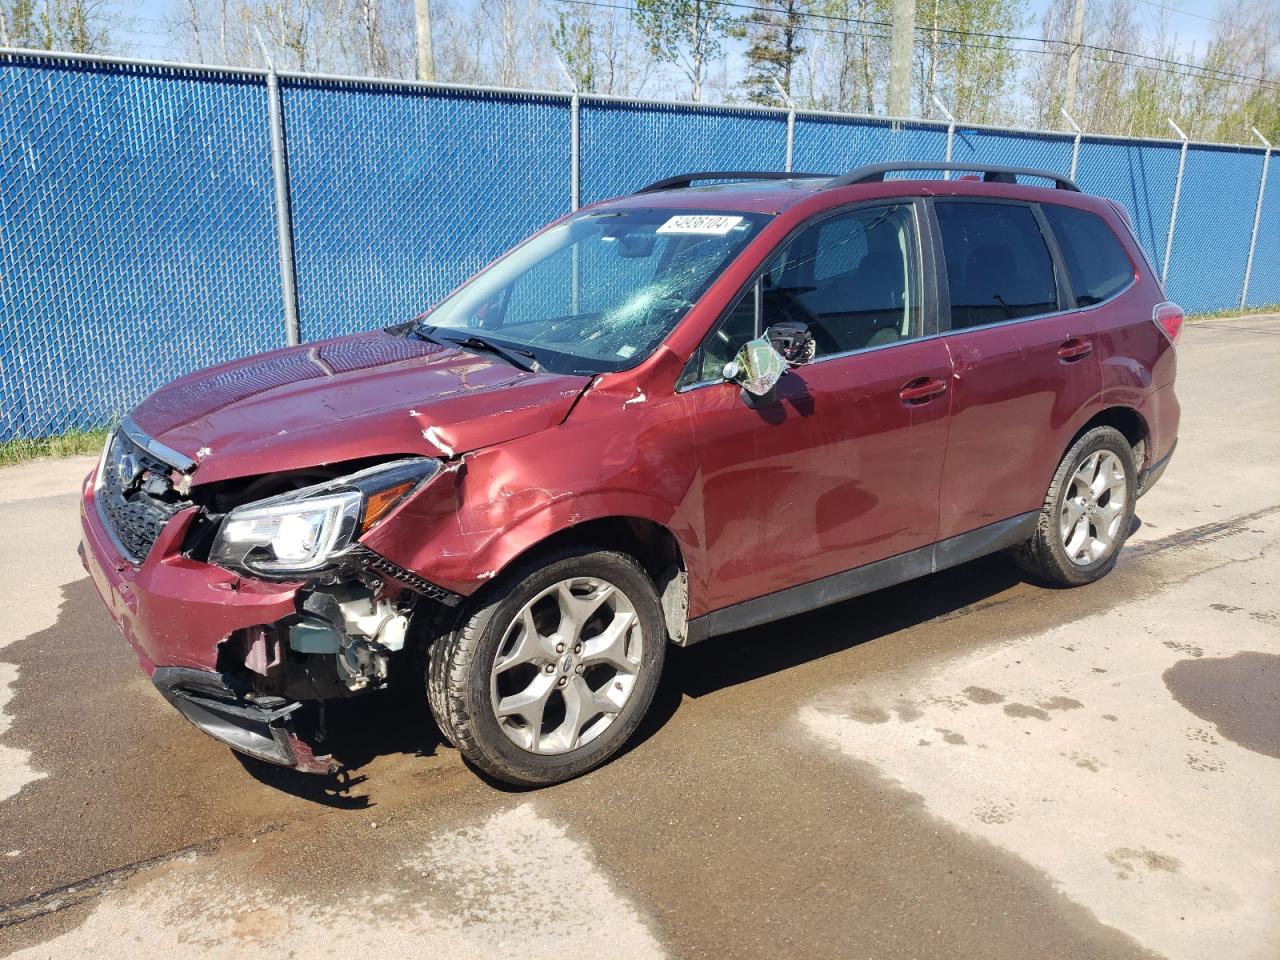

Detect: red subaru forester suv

[80,163,1181,786]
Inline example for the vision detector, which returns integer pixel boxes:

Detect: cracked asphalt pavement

[1,315,1277,959]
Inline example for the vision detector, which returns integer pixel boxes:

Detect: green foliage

[1187,303,1280,323]
[739,0,807,106]
[632,0,734,100]
[0,428,109,468]
[551,9,596,92]
[916,0,1028,126]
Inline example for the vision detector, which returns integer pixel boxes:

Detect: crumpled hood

[129,330,590,485]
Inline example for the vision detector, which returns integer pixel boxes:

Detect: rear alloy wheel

[1013,426,1138,587]
[428,548,665,786]
[1059,450,1128,566]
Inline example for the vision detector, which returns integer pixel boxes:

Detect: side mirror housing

[724,336,788,404]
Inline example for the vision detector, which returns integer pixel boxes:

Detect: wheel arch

[478,511,693,645]
[1067,405,1150,467]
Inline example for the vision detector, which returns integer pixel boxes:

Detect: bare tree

[3,0,121,52]
[550,1,652,95]
[796,0,885,113]
[632,0,734,101]
[166,0,415,75]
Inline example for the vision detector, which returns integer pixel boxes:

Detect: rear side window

[935,201,1059,329]
[1041,204,1134,306]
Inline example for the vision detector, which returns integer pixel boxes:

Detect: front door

[675,201,952,617]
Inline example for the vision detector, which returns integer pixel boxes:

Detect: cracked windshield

[418,208,769,375]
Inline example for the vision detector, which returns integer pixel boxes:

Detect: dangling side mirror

[723,336,789,406]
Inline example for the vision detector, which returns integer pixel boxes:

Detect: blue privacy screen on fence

[282,80,572,341]
[792,116,948,173]
[1245,157,1280,307]
[1,50,1277,442]
[951,128,1075,178]
[1163,146,1266,314]
[580,102,788,204]
[1,57,283,442]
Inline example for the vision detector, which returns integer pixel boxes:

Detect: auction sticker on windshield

[656,215,745,235]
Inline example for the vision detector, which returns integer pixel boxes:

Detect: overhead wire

[550,0,1280,92]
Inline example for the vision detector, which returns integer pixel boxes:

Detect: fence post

[555,56,581,211]
[569,91,580,210]
[254,31,301,347]
[1240,127,1272,309]
[1161,118,1189,289]
[932,96,955,179]
[1060,107,1082,181]
[772,80,795,172]
[554,57,582,311]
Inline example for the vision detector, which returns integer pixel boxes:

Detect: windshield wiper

[414,325,539,373]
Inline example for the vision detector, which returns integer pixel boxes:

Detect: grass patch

[0,428,110,468]
[1188,303,1280,322]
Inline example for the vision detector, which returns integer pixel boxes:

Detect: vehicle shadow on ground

[472,551,1033,792]
[660,552,1029,703]
[234,681,442,806]
[241,549,1045,797]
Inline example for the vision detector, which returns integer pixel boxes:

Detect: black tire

[1013,426,1138,587]
[423,617,459,748]
[426,546,666,787]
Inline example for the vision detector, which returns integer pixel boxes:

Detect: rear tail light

[1153,302,1184,346]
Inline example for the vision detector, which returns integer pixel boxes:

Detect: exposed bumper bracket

[152,667,335,774]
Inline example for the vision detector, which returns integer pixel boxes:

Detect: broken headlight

[209,458,440,576]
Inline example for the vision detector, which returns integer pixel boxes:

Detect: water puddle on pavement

[1163,651,1280,759]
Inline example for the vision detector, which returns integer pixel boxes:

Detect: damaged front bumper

[153,667,335,773]
[80,470,341,772]
[80,451,462,775]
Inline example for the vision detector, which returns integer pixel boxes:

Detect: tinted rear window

[1042,204,1134,306]
[935,201,1059,329]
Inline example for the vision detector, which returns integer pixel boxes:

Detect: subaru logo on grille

[116,451,145,491]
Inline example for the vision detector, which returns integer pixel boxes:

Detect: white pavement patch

[0,461,95,803]
[7,802,667,959]
[800,517,1280,960]
[0,661,41,803]
[0,456,97,507]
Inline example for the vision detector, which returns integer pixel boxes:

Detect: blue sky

[113,0,1226,76]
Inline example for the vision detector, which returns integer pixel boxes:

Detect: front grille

[97,431,190,562]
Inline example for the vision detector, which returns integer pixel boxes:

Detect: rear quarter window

[1041,204,1135,306]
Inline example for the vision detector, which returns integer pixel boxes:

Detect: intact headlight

[209,458,440,576]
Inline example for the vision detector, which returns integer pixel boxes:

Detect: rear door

[930,198,1102,541]
[675,200,953,615]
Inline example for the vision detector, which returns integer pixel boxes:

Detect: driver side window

[682,203,922,387]
[763,203,920,357]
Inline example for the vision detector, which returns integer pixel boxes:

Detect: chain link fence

[2,48,1276,444]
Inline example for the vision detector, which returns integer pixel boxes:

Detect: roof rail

[636,171,833,193]
[826,162,1080,192]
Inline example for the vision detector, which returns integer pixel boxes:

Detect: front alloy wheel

[491,577,643,755]
[427,547,666,786]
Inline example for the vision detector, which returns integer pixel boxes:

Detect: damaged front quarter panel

[137,458,468,774]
